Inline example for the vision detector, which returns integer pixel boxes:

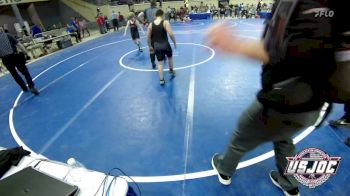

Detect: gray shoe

[329,116,350,127]
[345,137,350,147]
[269,171,300,196]
[29,86,39,95]
[211,153,231,185]
[169,70,176,79]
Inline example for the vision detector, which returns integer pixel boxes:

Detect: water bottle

[67,158,85,168]
[66,158,86,182]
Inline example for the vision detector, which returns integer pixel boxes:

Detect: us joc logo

[284,148,341,188]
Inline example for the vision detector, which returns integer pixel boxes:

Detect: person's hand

[149,47,154,53]
[208,22,269,63]
[206,22,241,54]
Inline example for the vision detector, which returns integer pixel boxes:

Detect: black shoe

[160,79,165,86]
[139,48,143,52]
[29,87,39,95]
[152,63,156,69]
[211,153,231,185]
[269,171,300,196]
[329,117,350,127]
[22,87,29,92]
[345,137,350,147]
[169,70,176,79]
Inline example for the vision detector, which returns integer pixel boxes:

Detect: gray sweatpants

[216,100,322,191]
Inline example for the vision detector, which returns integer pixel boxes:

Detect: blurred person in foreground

[207,0,347,195]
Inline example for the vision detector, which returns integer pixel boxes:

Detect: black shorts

[154,43,172,61]
[112,19,118,26]
[131,30,140,40]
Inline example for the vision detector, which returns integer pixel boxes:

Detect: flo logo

[284,148,341,188]
[303,8,334,18]
[315,9,334,18]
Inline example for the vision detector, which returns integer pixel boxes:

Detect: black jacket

[258,0,337,112]
[0,147,30,178]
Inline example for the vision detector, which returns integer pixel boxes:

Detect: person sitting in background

[169,8,176,21]
[22,26,29,37]
[31,24,42,38]
[179,7,186,21]
[71,17,82,41]
[66,24,80,43]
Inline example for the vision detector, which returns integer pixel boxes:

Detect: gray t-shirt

[144,7,158,23]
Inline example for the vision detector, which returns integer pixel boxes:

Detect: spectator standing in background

[118,12,125,26]
[166,6,172,20]
[105,16,110,31]
[97,13,107,34]
[97,7,101,17]
[80,18,90,37]
[144,0,158,26]
[199,2,205,13]
[111,11,119,32]
[257,0,262,13]
[219,6,226,19]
